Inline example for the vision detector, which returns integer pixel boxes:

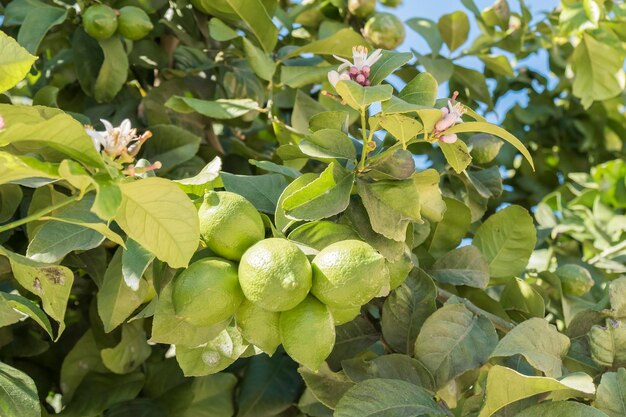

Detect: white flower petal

[365,49,383,67]
[328,70,341,87]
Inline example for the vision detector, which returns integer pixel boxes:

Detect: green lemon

[468,134,504,164]
[279,296,335,371]
[348,0,376,18]
[118,6,153,40]
[311,240,388,308]
[172,257,244,327]
[83,5,118,40]
[199,191,265,261]
[235,299,281,355]
[363,12,406,50]
[387,249,414,290]
[328,305,361,325]
[238,238,312,312]
[556,264,594,296]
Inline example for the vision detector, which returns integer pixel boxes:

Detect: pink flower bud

[439,133,458,144]
[350,66,359,76]
[356,74,366,84]
[361,65,370,77]
[364,79,371,86]
[340,71,351,81]
[440,106,449,115]
[0,116,4,129]
[435,114,457,132]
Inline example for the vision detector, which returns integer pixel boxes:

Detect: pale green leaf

[378,114,423,148]
[438,11,469,52]
[398,72,438,107]
[165,96,259,119]
[513,401,610,417]
[425,197,471,257]
[594,368,626,417]
[406,18,442,53]
[299,129,357,160]
[439,140,472,173]
[283,28,367,59]
[335,80,393,110]
[243,37,276,81]
[101,321,152,374]
[368,51,413,86]
[0,361,40,417]
[225,0,278,52]
[0,30,36,93]
[94,36,128,103]
[59,330,108,401]
[589,319,626,368]
[430,245,489,288]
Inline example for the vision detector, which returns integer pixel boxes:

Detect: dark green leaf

[221,173,288,214]
[429,245,489,288]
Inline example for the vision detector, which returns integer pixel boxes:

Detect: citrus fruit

[198,191,265,261]
[238,238,312,312]
[172,257,243,327]
[235,299,281,355]
[328,304,361,325]
[348,0,376,18]
[118,6,153,40]
[279,296,335,370]
[83,5,118,40]
[387,250,414,290]
[468,133,503,164]
[363,12,406,50]
[311,240,388,308]
[556,264,594,296]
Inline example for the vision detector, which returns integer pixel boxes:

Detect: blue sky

[384,0,560,121]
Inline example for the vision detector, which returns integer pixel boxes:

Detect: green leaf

[444,121,534,170]
[0,292,23,327]
[368,51,413,86]
[378,114,423,148]
[249,159,301,179]
[289,221,360,251]
[59,330,108,401]
[398,72,438,107]
[425,197,471,257]
[94,36,129,103]
[280,65,333,88]
[357,177,422,241]
[299,129,356,161]
[328,317,379,370]
[243,37,276,81]
[114,177,200,269]
[122,239,155,291]
[299,363,355,409]
[342,354,435,391]
[3,292,54,339]
[221,172,288,214]
[500,278,545,322]
[0,246,73,339]
[381,96,423,115]
[236,353,302,417]
[438,11,469,52]
[283,163,354,221]
[365,148,416,180]
[174,157,222,196]
[572,32,625,108]
[6,0,68,55]
[479,54,514,77]
[334,379,446,417]
[0,30,36,93]
[412,169,445,223]
[472,205,536,279]
[429,245,489,288]
[594,368,626,417]
[513,401,610,417]
[175,326,248,376]
[274,173,317,231]
[467,166,503,198]
[283,28,367,59]
[415,54,454,84]
[335,80,393,110]
[414,303,498,388]
[382,268,437,355]
[0,104,104,168]
[0,361,41,417]
[141,125,201,172]
[0,184,23,222]
[309,112,349,134]
[101,321,152,374]
[208,18,239,41]
[452,65,492,105]
[609,277,626,317]
[589,319,626,368]
[440,140,472,173]
[224,0,278,52]
[477,365,596,417]
[490,318,571,377]
[97,248,149,333]
[406,18,442,53]
[165,96,259,119]
[160,373,237,417]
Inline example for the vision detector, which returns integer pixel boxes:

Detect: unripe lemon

[279,296,335,371]
[328,304,361,325]
[172,257,243,327]
[83,5,118,40]
[238,238,312,312]
[311,240,388,308]
[198,191,265,261]
[235,299,281,355]
[556,264,594,296]
[363,12,406,50]
[348,0,376,18]
[118,6,153,40]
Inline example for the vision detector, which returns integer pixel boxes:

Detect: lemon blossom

[327,46,383,87]
[435,92,467,144]
[86,118,151,158]
[0,116,4,130]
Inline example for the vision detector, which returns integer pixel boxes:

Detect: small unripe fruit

[118,6,154,40]
[363,12,406,50]
[83,5,118,40]
[348,0,376,18]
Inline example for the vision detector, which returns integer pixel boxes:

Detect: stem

[358,109,369,171]
[0,194,81,234]
[437,288,516,333]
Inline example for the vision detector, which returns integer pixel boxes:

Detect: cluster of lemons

[82,4,153,41]
[171,191,409,370]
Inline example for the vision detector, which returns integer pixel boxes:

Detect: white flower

[86,119,139,156]
[327,70,351,87]
[435,100,466,132]
[334,46,382,72]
